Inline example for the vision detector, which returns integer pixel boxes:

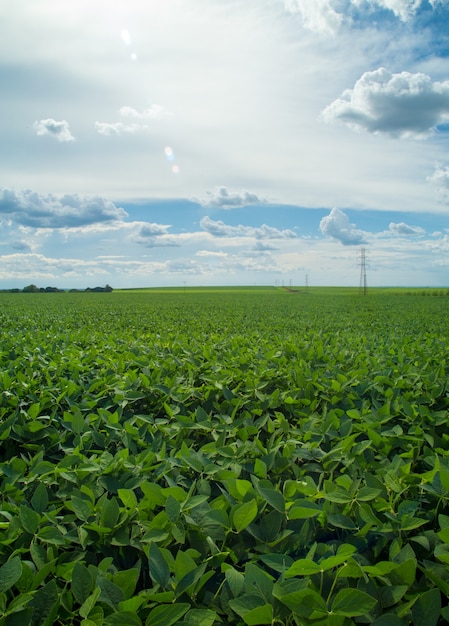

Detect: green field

[1,288,449,625]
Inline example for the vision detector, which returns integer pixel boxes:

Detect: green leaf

[224,566,245,598]
[148,542,171,589]
[231,499,258,533]
[288,500,321,519]
[101,497,120,529]
[259,554,294,573]
[20,505,40,534]
[378,586,408,609]
[5,609,33,626]
[113,568,140,600]
[37,526,66,545]
[371,616,404,626]
[244,563,273,602]
[166,495,181,523]
[31,483,48,513]
[28,403,41,419]
[79,587,101,619]
[72,563,93,605]
[331,588,377,617]
[97,576,125,609]
[29,579,59,626]
[180,608,217,626]
[356,487,382,502]
[258,487,285,513]
[229,594,273,625]
[145,603,190,626]
[118,488,138,510]
[103,611,142,626]
[0,556,22,593]
[71,495,93,522]
[411,588,441,626]
[284,558,321,577]
[175,564,207,599]
[272,586,327,618]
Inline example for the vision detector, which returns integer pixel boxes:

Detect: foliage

[0,289,449,624]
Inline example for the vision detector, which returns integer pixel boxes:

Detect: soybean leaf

[97,576,125,609]
[29,579,59,626]
[231,499,258,533]
[179,609,217,626]
[145,603,190,626]
[229,594,272,625]
[100,497,120,529]
[288,501,321,519]
[331,588,377,617]
[103,611,142,626]
[72,563,93,605]
[148,542,171,589]
[175,564,207,599]
[284,559,321,577]
[272,586,327,618]
[31,483,48,513]
[411,588,441,626]
[165,495,181,523]
[79,587,101,619]
[0,556,22,594]
[19,505,40,535]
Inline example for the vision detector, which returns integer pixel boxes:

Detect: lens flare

[164,146,175,161]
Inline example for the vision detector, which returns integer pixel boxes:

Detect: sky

[2,0,449,288]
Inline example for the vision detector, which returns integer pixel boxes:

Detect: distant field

[116,284,449,296]
[1,288,449,624]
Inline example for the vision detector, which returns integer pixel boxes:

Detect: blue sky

[1,0,449,288]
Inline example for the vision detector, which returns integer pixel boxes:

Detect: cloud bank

[285,0,439,34]
[200,216,296,239]
[199,187,265,209]
[389,221,425,235]
[322,68,449,138]
[0,188,127,229]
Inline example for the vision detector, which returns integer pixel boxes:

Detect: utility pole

[305,274,309,294]
[358,247,368,295]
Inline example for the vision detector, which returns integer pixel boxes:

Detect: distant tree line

[1,284,113,293]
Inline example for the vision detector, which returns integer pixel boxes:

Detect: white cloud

[0,188,127,228]
[199,186,266,209]
[284,0,342,35]
[95,104,171,136]
[356,0,422,20]
[34,118,75,142]
[119,105,172,120]
[319,208,366,245]
[284,0,429,34]
[200,216,296,239]
[196,250,228,258]
[321,68,449,138]
[134,223,180,248]
[95,122,141,136]
[428,165,449,192]
[389,221,425,235]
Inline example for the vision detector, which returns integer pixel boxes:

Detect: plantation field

[1,288,449,625]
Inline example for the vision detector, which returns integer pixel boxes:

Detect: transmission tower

[358,247,368,295]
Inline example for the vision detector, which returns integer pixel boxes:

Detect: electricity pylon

[358,247,368,295]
